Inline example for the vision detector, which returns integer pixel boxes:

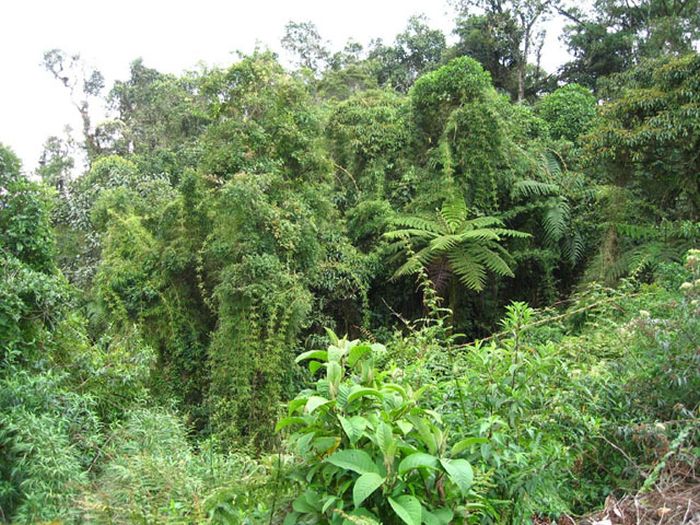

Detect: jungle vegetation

[1,3,699,524]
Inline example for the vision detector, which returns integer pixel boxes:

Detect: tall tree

[452,0,556,101]
[368,15,447,92]
[36,133,76,194]
[558,0,700,87]
[281,20,331,73]
[43,49,105,162]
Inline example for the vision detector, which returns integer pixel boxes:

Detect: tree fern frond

[438,197,468,232]
[383,229,438,241]
[467,244,515,277]
[390,244,436,280]
[499,202,549,220]
[456,229,502,242]
[562,230,585,266]
[615,223,657,241]
[490,228,532,239]
[447,250,487,292]
[429,234,464,253]
[543,198,570,245]
[392,256,427,280]
[542,151,562,179]
[386,196,527,295]
[511,179,560,200]
[390,216,443,234]
[464,216,505,229]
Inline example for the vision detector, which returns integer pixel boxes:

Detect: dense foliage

[1,8,699,525]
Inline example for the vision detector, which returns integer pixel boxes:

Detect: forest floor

[535,458,700,525]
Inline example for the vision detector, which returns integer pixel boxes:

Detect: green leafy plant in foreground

[276,330,492,524]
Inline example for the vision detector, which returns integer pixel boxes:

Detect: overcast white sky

[1,0,571,172]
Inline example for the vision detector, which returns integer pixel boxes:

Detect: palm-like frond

[542,197,570,245]
[390,216,444,234]
[511,179,559,199]
[448,249,488,291]
[438,197,468,232]
[464,216,506,229]
[469,244,516,278]
[384,198,529,292]
[383,228,439,242]
[542,151,563,179]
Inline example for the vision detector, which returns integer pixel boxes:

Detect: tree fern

[509,152,591,269]
[591,220,700,282]
[385,197,529,293]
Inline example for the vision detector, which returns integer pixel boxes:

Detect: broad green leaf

[348,344,372,366]
[275,416,306,432]
[337,383,352,409]
[326,449,379,475]
[295,350,328,363]
[398,452,439,475]
[382,383,408,399]
[288,397,307,414]
[409,417,437,455]
[370,343,386,354]
[309,361,324,374]
[305,396,332,414]
[338,415,368,445]
[422,507,454,525]
[283,512,300,525]
[327,361,343,388]
[328,347,345,363]
[388,495,422,525]
[342,509,381,525]
[325,327,340,345]
[375,421,394,458]
[295,431,315,454]
[396,420,413,435]
[347,387,383,404]
[425,410,443,424]
[292,490,321,513]
[433,507,455,524]
[422,508,440,525]
[440,458,474,495]
[352,472,385,507]
[313,436,340,454]
[322,495,339,513]
[451,437,489,457]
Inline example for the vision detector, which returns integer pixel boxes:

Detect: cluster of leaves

[278,332,489,524]
[389,258,699,522]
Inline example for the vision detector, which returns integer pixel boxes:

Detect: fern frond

[542,198,570,245]
[392,256,427,280]
[383,229,438,241]
[429,234,464,253]
[390,216,443,234]
[468,244,515,277]
[615,223,657,241]
[456,229,502,242]
[542,151,562,179]
[448,250,487,292]
[464,216,505,229]
[511,179,559,200]
[438,197,468,232]
[562,230,585,266]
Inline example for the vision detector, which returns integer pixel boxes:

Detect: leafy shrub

[81,408,267,524]
[277,331,491,524]
[0,369,100,524]
[537,84,597,142]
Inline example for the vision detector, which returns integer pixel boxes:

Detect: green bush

[277,331,492,524]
